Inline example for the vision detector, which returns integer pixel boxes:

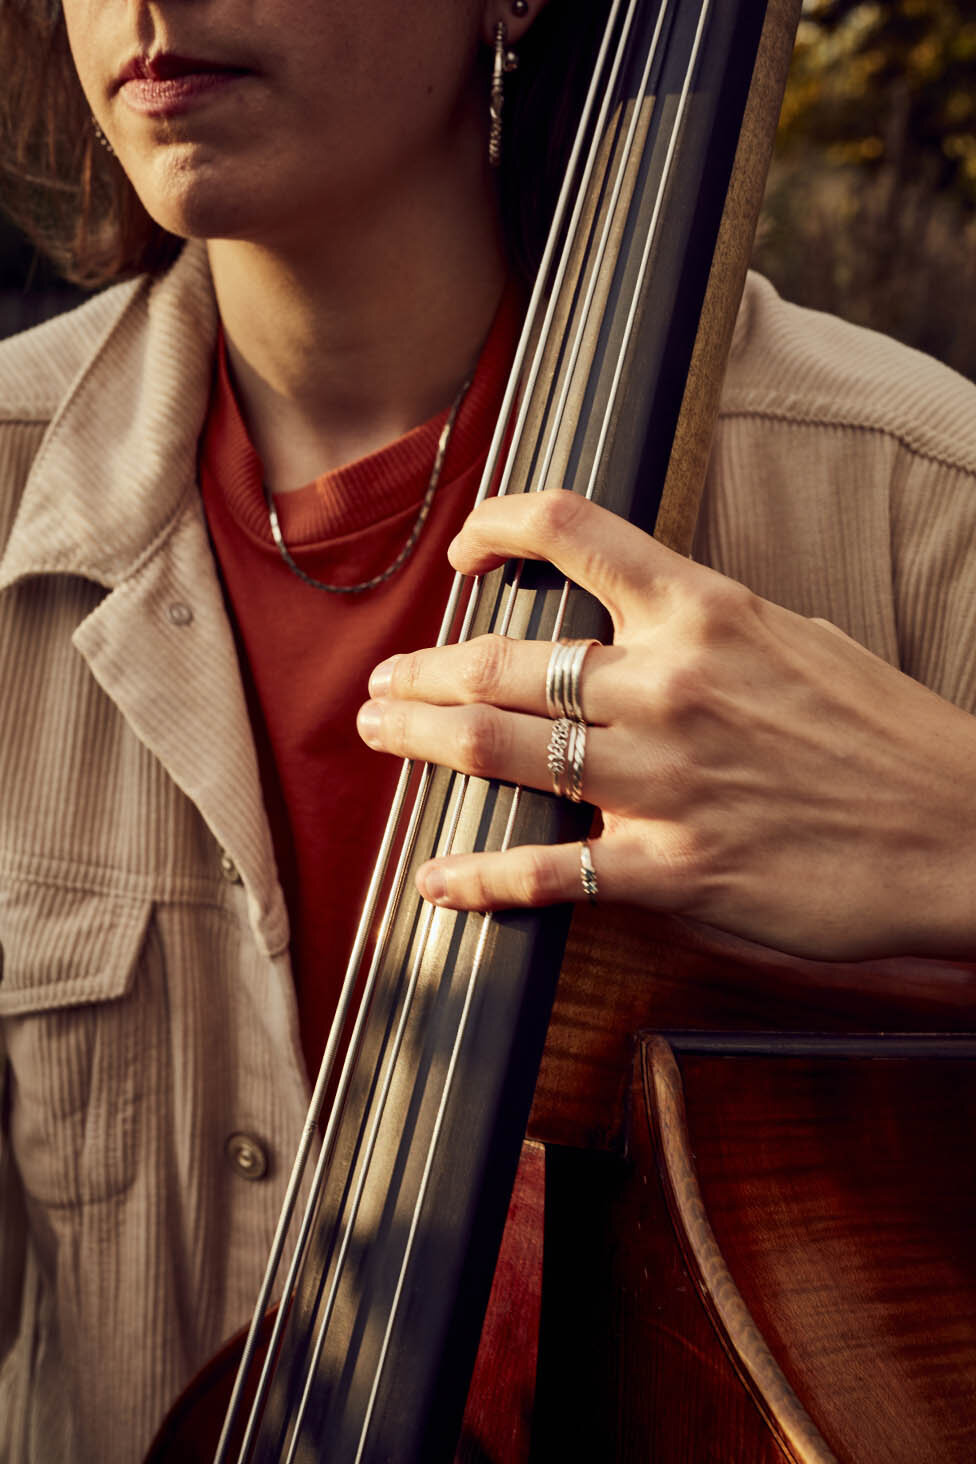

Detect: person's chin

[130,150,276,244]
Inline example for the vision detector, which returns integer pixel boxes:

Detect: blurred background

[2,0,974,375]
[754,0,975,380]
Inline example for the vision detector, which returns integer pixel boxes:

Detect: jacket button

[225,1133,269,1181]
[218,848,242,883]
[167,602,194,626]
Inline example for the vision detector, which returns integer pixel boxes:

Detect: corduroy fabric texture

[0,243,975,1462]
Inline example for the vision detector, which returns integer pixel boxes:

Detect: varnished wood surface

[647,1038,838,1463]
[530,903,976,1150]
[530,1053,795,1462]
[669,1042,976,1463]
[457,1141,545,1464]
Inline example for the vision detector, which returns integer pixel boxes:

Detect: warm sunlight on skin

[357,490,976,963]
[62,0,492,247]
[59,1,548,488]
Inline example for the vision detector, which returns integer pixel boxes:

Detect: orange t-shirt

[199,293,521,1078]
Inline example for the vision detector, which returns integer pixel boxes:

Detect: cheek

[60,1,100,112]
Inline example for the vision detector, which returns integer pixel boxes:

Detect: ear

[481,0,552,47]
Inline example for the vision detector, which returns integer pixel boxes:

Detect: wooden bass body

[473,910,976,1462]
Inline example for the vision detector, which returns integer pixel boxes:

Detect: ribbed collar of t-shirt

[203,283,524,550]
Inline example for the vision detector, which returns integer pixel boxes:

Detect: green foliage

[783,0,976,200]
[755,0,976,378]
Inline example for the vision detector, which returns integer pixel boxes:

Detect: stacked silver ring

[546,716,587,802]
[545,638,598,721]
[544,638,598,804]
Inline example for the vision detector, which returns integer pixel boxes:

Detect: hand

[357,490,976,962]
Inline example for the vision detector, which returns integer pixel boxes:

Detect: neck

[207,157,508,490]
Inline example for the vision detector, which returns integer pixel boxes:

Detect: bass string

[581,0,714,509]
[216,4,635,1460]
[344,9,715,1458]
[273,0,714,1452]
[268,5,648,1451]
[530,0,675,500]
[270,0,715,1454]
[277,778,473,1464]
[274,0,660,1427]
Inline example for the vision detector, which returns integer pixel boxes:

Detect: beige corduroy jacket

[1,243,975,1463]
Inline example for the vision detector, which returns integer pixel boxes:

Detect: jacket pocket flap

[0,882,151,1015]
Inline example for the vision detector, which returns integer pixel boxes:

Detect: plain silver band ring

[545,638,599,722]
[580,839,598,903]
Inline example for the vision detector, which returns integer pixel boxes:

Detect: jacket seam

[0,856,232,908]
[715,407,976,479]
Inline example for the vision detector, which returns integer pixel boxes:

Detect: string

[217,5,632,1458]
[346,5,715,1455]
[279,778,473,1464]
[531,0,674,498]
[250,3,645,1453]
[582,0,714,507]
[238,0,713,1449]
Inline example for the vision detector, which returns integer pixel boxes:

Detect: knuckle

[656,661,707,725]
[694,575,755,635]
[464,864,495,910]
[390,652,422,698]
[517,849,561,906]
[380,703,410,753]
[650,825,711,903]
[460,635,510,702]
[810,615,848,642]
[455,706,502,775]
[528,488,588,543]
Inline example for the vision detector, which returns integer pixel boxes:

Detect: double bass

[152,1,976,1457]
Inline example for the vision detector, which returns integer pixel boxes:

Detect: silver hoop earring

[489,20,519,169]
[91,116,115,157]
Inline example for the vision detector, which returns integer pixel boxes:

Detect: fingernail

[368,655,399,698]
[356,701,384,748]
[418,863,447,903]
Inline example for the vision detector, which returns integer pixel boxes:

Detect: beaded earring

[489,21,519,168]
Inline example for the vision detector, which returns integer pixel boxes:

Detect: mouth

[114,52,254,116]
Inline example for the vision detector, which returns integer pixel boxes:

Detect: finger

[448,490,698,630]
[357,697,636,809]
[415,836,658,912]
[368,634,623,724]
[417,843,586,910]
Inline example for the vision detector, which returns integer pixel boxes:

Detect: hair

[0,0,613,290]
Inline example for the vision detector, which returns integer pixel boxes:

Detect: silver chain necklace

[263,375,472,595]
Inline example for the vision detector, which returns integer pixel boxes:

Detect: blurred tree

[755,0,976,378]
[781,0,976,200]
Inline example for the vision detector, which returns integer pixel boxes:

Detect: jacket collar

[0,242,217,593]
[0,245,295,965]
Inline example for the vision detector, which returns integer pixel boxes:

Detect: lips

[115,51,253,116]
[115,52,247,87]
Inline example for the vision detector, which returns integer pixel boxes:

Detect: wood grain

[529,1049,796,1462]
[531,903,976,1150]
[671,1042,976,1462]
[646,1037,838,1463]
